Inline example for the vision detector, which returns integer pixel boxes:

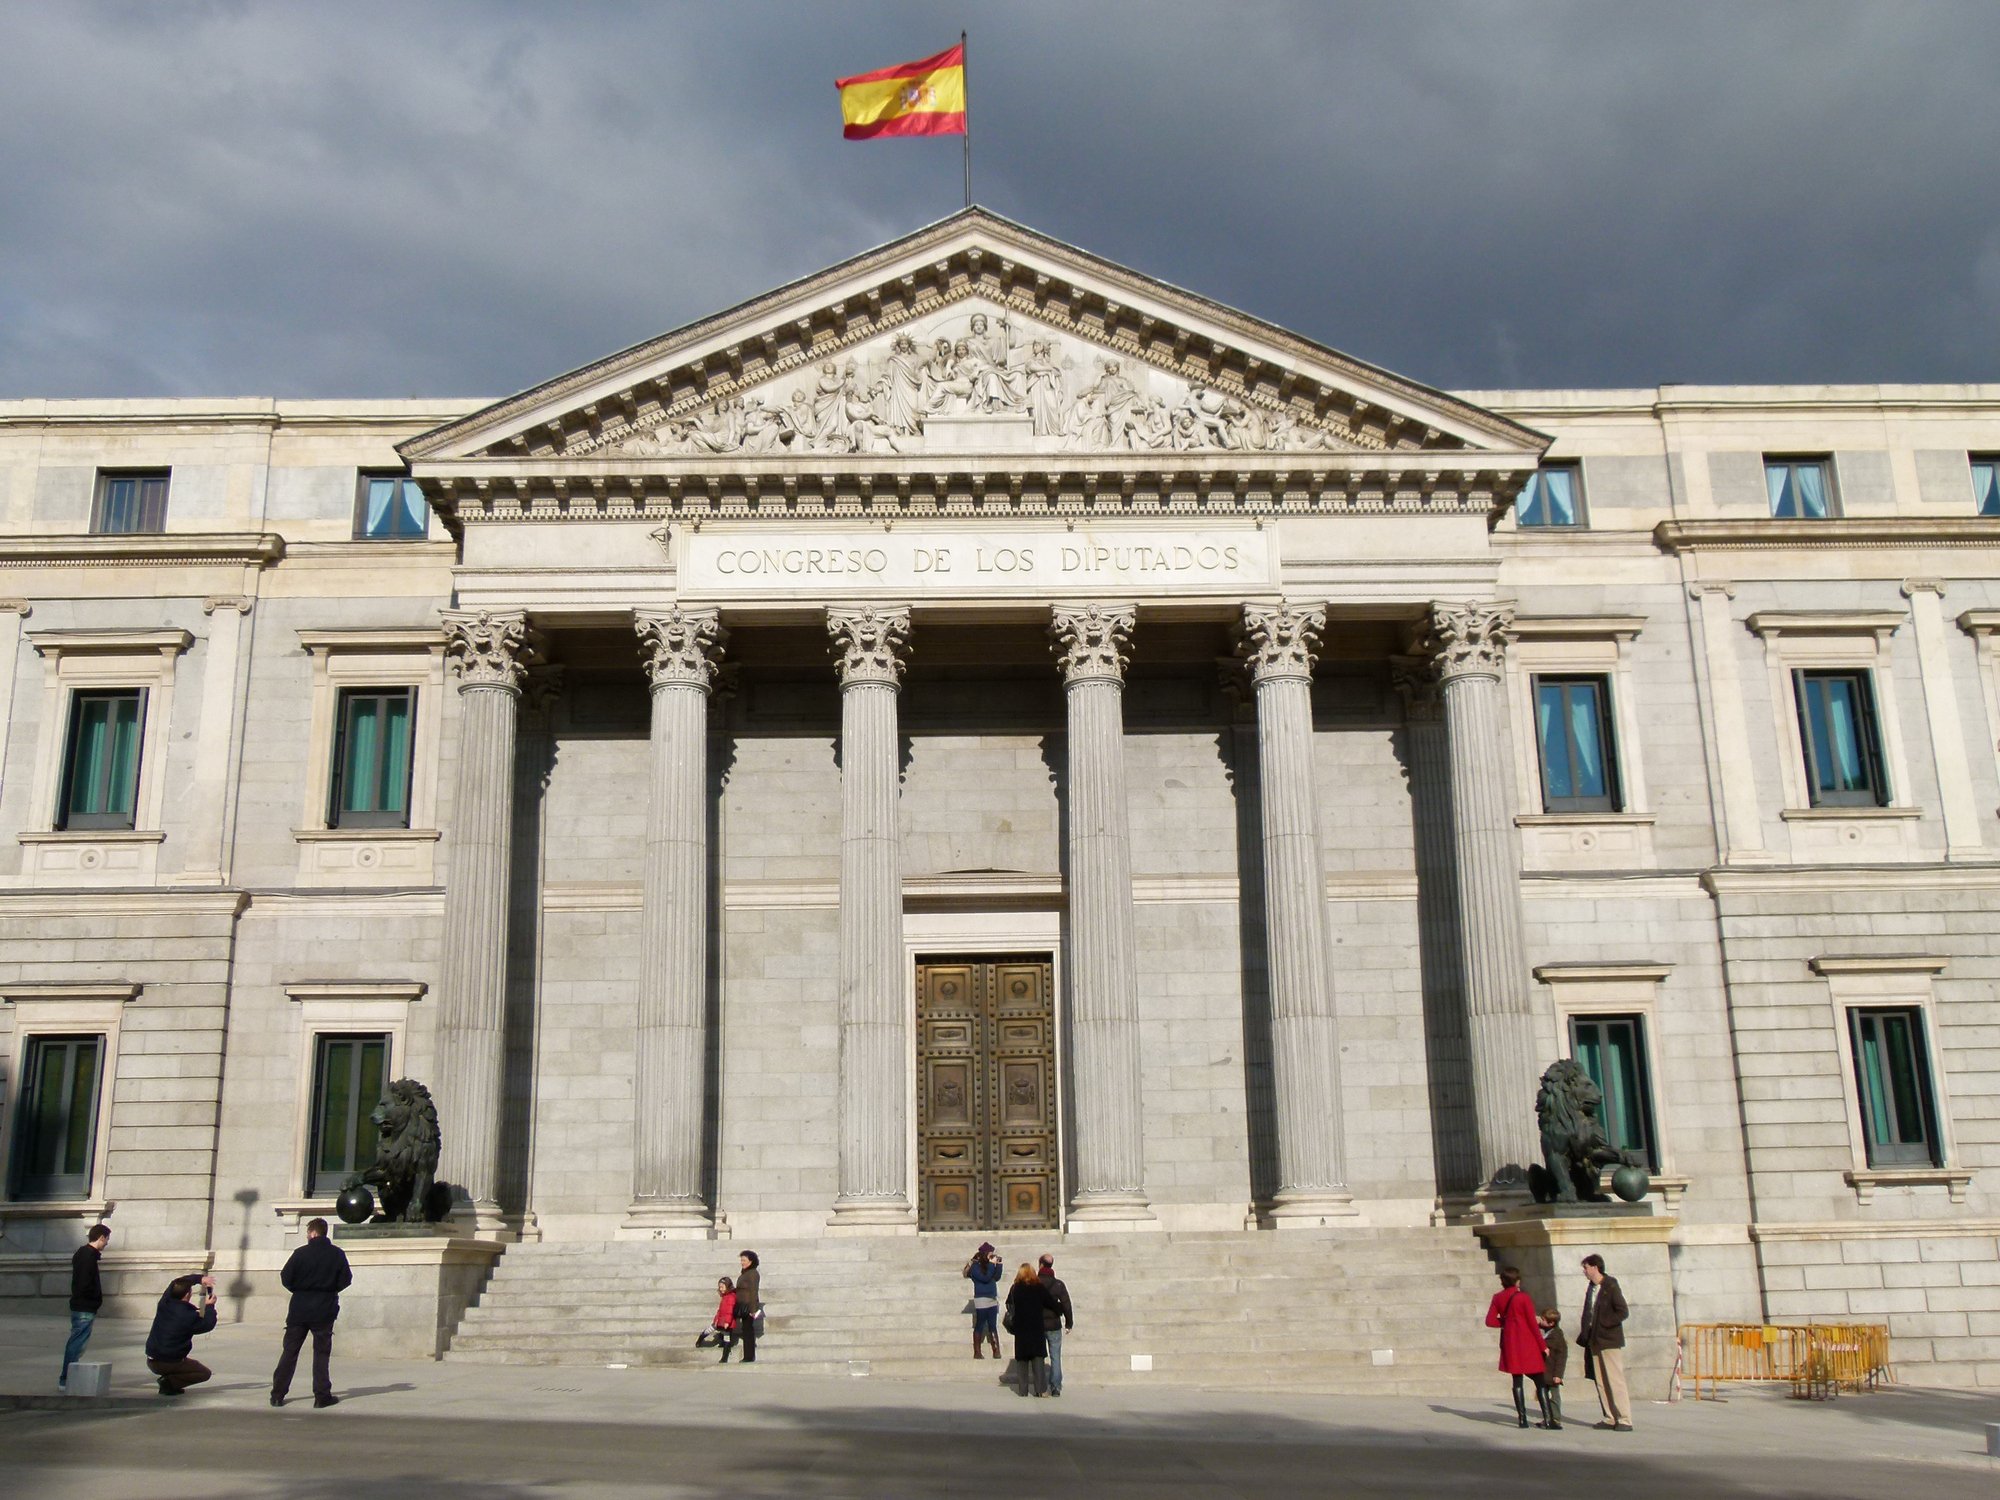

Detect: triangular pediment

[401,208,1546,466]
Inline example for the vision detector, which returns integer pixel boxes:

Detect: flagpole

[961,29,971,208]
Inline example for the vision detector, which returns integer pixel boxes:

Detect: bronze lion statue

[1529,1059,1642,1204]
[348,1078,446,1223]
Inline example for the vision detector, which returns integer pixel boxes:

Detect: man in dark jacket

[1578,1253,1632,1430]
[145,1273,218,1395]
[270,1217,353,1408]
[59,1223,111,1391]
[1037,1253,1074,1398]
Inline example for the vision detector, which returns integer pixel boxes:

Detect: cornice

[425,461,1532,526]
[0,533,285,568]
[1745,610,1904,638]
[1655,517,2000,553]
[1512,614,1647,640]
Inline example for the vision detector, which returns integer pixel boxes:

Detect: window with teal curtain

[1971,458,2000,518]
[355,475,428,539]
[1532,675,1620,813]
[1765,457,1834,519]
[1517,464,1583,528]
[58,689,145,830]
[1793,670,1886,807]
[1848,1009,1939,1167]
[1569,1016,1658,1170]
[10,1035,103,1198]
[308,1035,390,1195]
[329,688,414,828]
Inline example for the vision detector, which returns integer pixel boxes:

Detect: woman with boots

[1484,1265,1549,1429]
[963,1242,1003,1360]
[1003,1262,1060,1397]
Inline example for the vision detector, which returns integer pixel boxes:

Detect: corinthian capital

[1424,601,1514,681]
[1237,601,1324,684]
[827,605,911,688]
[635,608,726,692]
[442,609,541,692]
[1050,603,1136,685]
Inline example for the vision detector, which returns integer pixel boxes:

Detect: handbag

[696,1328,724,1349]
[1001,1305,1015,1334]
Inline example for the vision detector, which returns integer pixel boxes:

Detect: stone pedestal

[1051,605,1155,1230]
[622,608,725,1240]
[329,1229,507,1360]
[826,607,917,1232]
[1472,1205,1679,1405]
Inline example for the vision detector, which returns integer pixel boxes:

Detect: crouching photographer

[145,1273,219,1396]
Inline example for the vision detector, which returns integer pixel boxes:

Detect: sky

[3,1,1998,402]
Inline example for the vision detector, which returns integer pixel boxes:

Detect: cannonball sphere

[335,1185,375,1225]
[1610,1166,1651,1204]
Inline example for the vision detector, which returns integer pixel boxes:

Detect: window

[1972,456,2000,518]
[57,689,146,831]
[355,474,428,540]
[1532,674,1621,813]
[92,471,170,535]
[1516,463,1583,528]
[1764,457,1835,519]
[1569,1015,1658,1171]
[1848,1008,1940,1167]
[307,1034,389,1196]
[10,1036,103,1199]
[1793,669,1887,807]
[328,688,415,829]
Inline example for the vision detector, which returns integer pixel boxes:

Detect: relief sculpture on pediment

[604,307,1358,459]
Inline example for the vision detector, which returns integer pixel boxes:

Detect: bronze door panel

[916,955,1058,1232]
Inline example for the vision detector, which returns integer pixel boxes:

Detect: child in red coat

[1484,1265,1547,1429]
[707,1277,739,1363]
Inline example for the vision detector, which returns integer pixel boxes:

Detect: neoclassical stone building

[1,212,1996,1381]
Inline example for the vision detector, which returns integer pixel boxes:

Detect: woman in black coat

[1004,1263,1059,1397]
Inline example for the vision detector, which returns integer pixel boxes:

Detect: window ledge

[1845,1168,1971,1206]
[18,829,165,845]
[1517,812,1656,827]
[1780,806,1920,821]
[293,827,440,843]
[0,1200,112,1239]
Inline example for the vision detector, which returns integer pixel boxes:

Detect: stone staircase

[444,1227,1505,1395]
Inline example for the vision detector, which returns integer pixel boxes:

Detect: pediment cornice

[400,208,1548,469]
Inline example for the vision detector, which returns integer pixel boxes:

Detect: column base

[616,1200,722,1241]
[1259,1190,1361,1229]
[449,1199,518,1243]
[1065,1192,1157,1233]
[826,1196,917,1235]
[1443,1182,1535,1226]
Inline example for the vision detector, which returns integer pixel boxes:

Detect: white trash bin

[65,1362,111,1397]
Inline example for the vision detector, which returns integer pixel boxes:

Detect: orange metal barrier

[1677,1323,1892,1401]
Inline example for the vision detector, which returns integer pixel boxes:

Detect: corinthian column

[827,606,916,1229]
[1050,604,1154,1228]
[1426,601,1540,1195]
[623,608,726,1238]
[1239,602,1356,1224]
[437,609,540,1236]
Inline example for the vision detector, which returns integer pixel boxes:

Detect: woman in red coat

[1484,1265,1548,1429]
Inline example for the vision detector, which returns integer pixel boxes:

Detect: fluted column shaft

[1428,602,1540,1190]
[1240,603,1354,1222]
[438,610,538,1234]
[828,607,915,1227]
[1051,605,1153,1224]
[626,609,725,1237]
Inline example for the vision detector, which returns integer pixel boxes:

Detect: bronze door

[916,956,1058,1232]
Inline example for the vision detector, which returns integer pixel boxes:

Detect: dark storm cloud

[2,0,1996,399]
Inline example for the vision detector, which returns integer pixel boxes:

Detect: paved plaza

[4,1315,1996,1498]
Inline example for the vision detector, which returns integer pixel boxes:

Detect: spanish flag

[837,43,967,139]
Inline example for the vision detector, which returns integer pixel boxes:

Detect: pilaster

[1902,581,1985,859]
[1050,603,1154,1229]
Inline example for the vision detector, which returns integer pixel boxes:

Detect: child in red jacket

[705,1277,738,1363]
